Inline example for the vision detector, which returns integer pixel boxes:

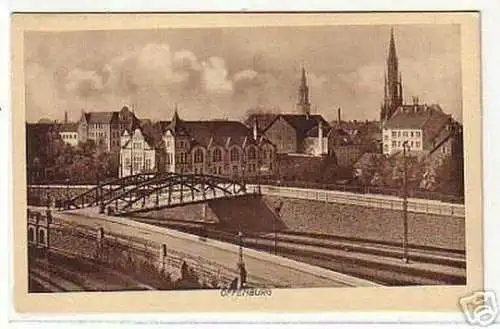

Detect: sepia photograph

[11,13,482,313]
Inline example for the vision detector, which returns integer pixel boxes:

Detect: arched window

[28,227,35,243]
[38,229,46,245]
[248,147,256,160]
[194,148,204,163]
[212,148,222,162]
[230,148,240,162]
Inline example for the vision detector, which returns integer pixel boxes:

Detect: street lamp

[237,231,246,288]
[65,178,70,210]
[402,140,410,263]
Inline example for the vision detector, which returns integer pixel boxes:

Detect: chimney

[64,111,68,124]
[318,120,323,155]
[413,96,419,112]
[253,118,258,141]
[337,107,342,123]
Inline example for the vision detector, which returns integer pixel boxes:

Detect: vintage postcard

[11,12,482,315]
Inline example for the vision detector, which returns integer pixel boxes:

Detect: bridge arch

[66,172,253,216]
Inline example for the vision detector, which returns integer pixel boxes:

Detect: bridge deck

[50,207,379,288]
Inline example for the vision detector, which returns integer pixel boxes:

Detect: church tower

[381,28,403,122]
[297,66,311,116]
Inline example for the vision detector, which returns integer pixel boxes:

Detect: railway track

[133,217,466,286]
[28,249,155,292]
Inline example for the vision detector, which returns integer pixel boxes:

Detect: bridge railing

[246,178,464,204]
[254,185,465,218]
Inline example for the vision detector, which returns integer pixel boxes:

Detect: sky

[24,24,462,123]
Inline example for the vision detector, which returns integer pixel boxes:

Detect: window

[194,149,204,163]
[179,152,187,164]
[384,144,389,151]
[133,156,141,171]
[125,157,130,167]
[384,135,389,141]
[392,141,397,147]
[217,167,222,175]
[403,131,408,137]
[410,141,414,147]
[410,131,414,138]
[213,148,222,162]
[166,152,172,165]
[248,147,256,160]
[398,141,401,147]
[145,159,151,169]
[392,131,397,138]
[133,142,141,149]
[415,131,421,137]
[230,148,240,162]
[397,131,401,137]
[416,141,420,148]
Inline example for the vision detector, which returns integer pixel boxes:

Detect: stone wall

[45,220,261,289]
[263,196,465,251]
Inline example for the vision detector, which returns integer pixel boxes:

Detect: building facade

[119,128,157,178]
[58,123,79,147]
[119,111,277,179]
[78,106,140,152]
[382,102,458,156]
[249,67,332,157]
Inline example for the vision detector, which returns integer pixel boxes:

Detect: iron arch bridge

[66,172,256,216]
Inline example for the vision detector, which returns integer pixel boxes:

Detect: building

[119,110,277,178]
[119,128,157,178]
[58,123,79,147]
[78,105,140,152]
[382,101,457,156]
[378,28,463,161]
[249,67,332,156]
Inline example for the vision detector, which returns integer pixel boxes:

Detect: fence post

[159,244,167,275]
[96,227,104,262]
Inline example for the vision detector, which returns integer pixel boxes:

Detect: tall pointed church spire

[388,28,397,63]
[297,65,311,116]
[381,27,403,121]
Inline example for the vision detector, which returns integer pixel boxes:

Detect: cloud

[25,63,61,121]
[65,68,104,98]
[234,69,258,82]
[201,57,233,93]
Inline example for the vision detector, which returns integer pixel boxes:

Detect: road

[51,208,379,288]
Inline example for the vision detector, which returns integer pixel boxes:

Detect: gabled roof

[384,104,448,130]
[279,114,330,135]
[86,111,119,124]
[246,113,279,132]
[161,111,258,149]
[58,123,79,133]
[180,121,254,148]
[248,113,330,136]
[121,128,156,150]
[304,124,331,138]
